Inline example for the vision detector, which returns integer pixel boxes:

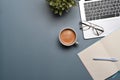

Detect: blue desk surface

[0,0,102,80]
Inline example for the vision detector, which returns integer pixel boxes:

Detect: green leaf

[59,11,62,16]
[69,4,72,7]
[62,7,65,10]
[47,0,76,16]
[54,10,58,14]
[49,1,53,6]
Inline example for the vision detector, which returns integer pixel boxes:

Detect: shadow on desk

[57,38,78,50]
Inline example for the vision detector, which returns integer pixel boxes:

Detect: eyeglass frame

[80,21,104,36]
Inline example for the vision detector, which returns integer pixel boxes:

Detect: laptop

[79,0,120,39]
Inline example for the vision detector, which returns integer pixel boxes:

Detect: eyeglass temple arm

[80,22,104,32]
[80,22,92,28]
[94,27,104,32]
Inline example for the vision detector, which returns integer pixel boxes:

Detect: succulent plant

[47,0,76,16]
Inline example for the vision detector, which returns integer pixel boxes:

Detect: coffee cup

[59,27,78,46]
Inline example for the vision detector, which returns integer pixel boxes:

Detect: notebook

[79,0,120,39]
[77,29,120,80]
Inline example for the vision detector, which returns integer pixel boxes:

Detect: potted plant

[47,0,76,16]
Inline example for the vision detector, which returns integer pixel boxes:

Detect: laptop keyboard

[84,0,120,21]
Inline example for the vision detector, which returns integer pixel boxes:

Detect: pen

[93,58,118,62]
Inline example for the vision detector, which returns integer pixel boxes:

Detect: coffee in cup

[59,27,78,46]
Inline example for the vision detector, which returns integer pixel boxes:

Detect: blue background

[1,0,119,80]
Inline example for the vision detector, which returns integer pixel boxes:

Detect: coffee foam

[60,29,76,45]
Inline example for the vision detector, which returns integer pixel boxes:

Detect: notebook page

[101,29,120,70]
[78,41,118,80]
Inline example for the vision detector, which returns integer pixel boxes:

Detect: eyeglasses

[80,21,104,36]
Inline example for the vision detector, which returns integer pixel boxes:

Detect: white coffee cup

[59,27,78,46]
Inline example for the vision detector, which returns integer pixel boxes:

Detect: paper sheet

[78,29,120,80]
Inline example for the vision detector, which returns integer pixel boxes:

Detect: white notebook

[78,29,120,80]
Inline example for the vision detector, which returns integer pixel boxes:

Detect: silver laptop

[79,0,120,39]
